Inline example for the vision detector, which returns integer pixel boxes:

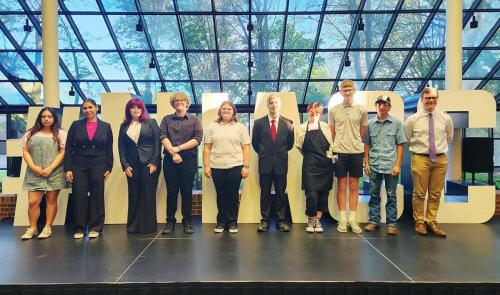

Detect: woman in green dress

[21,107,67,240]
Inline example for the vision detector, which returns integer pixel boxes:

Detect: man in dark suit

[252,94,295,232]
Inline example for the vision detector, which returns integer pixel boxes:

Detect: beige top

[328,103,368,153]
[204,121,251,169]
[404,110,454,154]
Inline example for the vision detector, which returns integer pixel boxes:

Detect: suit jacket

[118,118,161,171]
[64,118,114,172]
[251,115,295,175]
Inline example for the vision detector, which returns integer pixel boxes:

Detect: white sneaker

[306,217,315,233]
[88,231,100,238]
[73,232,84,239]
[337,220,348,233]
[314,218,323,233]
[348,220,362,234]
[38,226,52,239]
[21,227,38,240]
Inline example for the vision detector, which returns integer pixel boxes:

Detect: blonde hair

[340,79,355,90]
[216,101,238,123]
[266,94,281,105]
[169,91,191,108]
[420,87,439,99]
[306,102,324,115]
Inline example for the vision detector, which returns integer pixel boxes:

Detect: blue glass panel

[180,16,216,49]
[188,53,219,80]
[20,81,43,104]
[64,0,99,11]
[0,2,23,11]
[394,80,420,98]
[60,82,82,105]
[24,52,42,77]
[365,81,392,91]
[144,15,183,50]
[288,0,323,11]
[402,0,437,9]
[304,82,333,104]
[136,82,161,104]
[0,70,7,80]
[310,52,343,79]
[250,82,278,103]
[58,15,82,50]
[462,80,482,90]
[487,31,499,47]
[401,50,442,79]
[351,14,392,48]
[123,53,160,80]
[431,58,444,78]
[108,15,149,50]
[222,82,249,104]
[482,80,499,97]
[478,0,498,9]
[463,13,499,47]
[251,15,285,49]
[326,0,360,10]
[140,0,175,12]
[107,82,136,94]
[91,52,130,80]
[284,15,319,49]
[385,13,430,48]
[252,0,286,12]
[164,82,194,100]
[178,0,211,11]
[193,82,221,101]
[364,0,399,10]
[156,53,189,80]
[79,82,107,103]
[0,30,15,49]
[25,0,42,11]
[340,51,377,80]
[101,0,137,12]
[279,82,306,104]
[216,15,249,50]
[60,52,99,80]
[0,15,40,49]
[418,13,445,48]
[251,52,280,80]
[464,50,499,78]
[215,0,248,11]
[220,53,247,80]
[72,15,116,49]
[372,50,408,79]
[318,14,353,49]
[281,52,312,79]
[0,53,37,80]
[0,83,29,105]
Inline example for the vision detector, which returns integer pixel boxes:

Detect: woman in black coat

[65,99,113,239]
[118,98,161,234]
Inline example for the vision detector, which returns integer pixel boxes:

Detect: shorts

[334,153,364,178]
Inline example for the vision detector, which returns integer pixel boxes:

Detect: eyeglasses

[341,88,354,93]
[423,96,438,101]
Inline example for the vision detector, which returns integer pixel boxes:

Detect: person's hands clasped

[32,165,44,177]
[104,170,111,181]
[172,153,183,164]
[66,171,74,182]
[147,163,157,174]
[241,166,249,179]
[125,167,133,178]
[40,167,53,177]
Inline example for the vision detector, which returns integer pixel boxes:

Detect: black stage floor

[1,216,500,285]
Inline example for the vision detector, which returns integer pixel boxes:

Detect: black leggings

[305,190,329,217]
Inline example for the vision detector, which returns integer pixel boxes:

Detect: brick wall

[496,191,500,215]
[0,195,16,220]
[192,193,202,216]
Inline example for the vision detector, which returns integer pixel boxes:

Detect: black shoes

[277,221,290,232]
[257,221,269,232]
[162,223,175,234]
[183,221,194,234]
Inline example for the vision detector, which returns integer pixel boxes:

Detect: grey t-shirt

[328,103,368,154]
[204,121,250,169]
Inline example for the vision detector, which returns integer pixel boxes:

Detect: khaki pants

[411,154,448,223]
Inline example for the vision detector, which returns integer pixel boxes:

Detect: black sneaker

[162,223,175,234]
[183,221,194,234]
[257,220,269,232]
[228,223,238,234]
[214,223,225,233]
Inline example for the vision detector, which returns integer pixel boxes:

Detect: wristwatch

[243,164,250,168]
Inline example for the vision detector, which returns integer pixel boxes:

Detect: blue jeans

[368,169,398,226]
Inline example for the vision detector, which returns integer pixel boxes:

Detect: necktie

[428,113,437,162]
[271,119,277,142]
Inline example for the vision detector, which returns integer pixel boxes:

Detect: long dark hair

[27,107,62,145]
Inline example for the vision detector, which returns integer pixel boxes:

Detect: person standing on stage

[404,87,453,237]
[252,94,295,233]
[119,98,161,234]
[363,95,406,235]
[159,92,203,234]
[20,107,68,240]
[65,99,113,239]
[296,102,334,233]
[203,101,250,234]
[329,80,368,234]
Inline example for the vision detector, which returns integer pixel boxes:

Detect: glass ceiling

[0,0,498,107]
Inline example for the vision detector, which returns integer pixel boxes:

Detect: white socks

[339,210,347,222]
[348,211,357,222]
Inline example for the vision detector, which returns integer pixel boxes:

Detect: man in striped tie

[404,87,454,237]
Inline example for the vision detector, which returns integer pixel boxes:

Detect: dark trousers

[126,159,159,233]
[212,165,242,225]
[163,158,197,224]
[71,156,107,233]
[305,190,329,217]
[259,168,287,221]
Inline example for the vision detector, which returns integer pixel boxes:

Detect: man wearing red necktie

[252,94,295,232]
[404,87,454,237]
